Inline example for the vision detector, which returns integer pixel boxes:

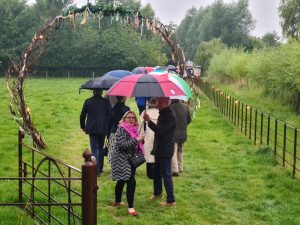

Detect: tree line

[176,0,300,112]
[0,0,168,76]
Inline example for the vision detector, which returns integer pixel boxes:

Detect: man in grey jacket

[170,99,191,176]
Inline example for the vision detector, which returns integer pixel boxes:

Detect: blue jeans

[89,134,106,175]
[153,157,175,203]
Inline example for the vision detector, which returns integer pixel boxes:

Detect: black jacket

[170,100,191,143]
[80,95,114,135]
[112,102,130,132]
[148,106,177,158]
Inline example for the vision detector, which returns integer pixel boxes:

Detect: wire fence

[197,79,300,181]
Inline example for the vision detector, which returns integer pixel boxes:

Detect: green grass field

[1,78,300,225]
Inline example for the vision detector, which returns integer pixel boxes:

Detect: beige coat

[139,108,159,163]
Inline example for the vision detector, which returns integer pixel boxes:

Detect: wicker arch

[6,1,186,149]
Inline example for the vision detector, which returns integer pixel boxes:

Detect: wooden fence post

[82,150,98,225]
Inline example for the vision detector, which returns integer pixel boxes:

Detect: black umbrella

[79,75,119,92]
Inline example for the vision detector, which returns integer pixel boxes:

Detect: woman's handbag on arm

[129,150,145,168]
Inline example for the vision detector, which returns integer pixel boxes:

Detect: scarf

[120,122,145,154]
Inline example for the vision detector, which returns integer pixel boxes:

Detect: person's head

[147,98,158,108]
[156,97,171,110]
[121,111,138,127]
[93,89,103,96]
[116,96,126,103]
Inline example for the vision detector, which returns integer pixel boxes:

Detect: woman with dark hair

[111,111,145,216]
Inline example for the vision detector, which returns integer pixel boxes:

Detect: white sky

[139,0,281,37]
[30,0,282,37]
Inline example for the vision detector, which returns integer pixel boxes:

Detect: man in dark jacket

[112,96,130,133]
[80,89,114,176]
[170,100,191,176]
[143,97,177,206]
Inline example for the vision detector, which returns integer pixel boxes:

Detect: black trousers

[115,171,136,208]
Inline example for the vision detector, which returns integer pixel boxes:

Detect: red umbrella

[132,66,155,74]
[107,73,186,97]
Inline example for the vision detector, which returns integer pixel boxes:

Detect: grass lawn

[0,78,300,225]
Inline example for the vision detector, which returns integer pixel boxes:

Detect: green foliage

[208,40,300,112]
[193,38,227,74]
[176,0,254,59]
[0,0,37,73]
[261,31,281,47]
[279,0,300,39]
[0,0,167,76]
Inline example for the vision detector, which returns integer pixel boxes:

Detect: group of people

[80,90,191,216]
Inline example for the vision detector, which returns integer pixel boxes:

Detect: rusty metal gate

[0,129,98,225]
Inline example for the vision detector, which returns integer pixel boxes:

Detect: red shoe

[111,202,127,207]
[128,211,139,216]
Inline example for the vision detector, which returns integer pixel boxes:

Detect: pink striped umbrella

[107,73,186,97]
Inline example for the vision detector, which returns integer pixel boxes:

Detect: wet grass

[0,78,300,224]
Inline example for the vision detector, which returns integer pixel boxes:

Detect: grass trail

[0,79,300,224]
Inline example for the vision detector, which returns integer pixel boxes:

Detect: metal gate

[0,129,98,225]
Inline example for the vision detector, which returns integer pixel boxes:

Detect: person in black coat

[143,97,177,206]
[112,96,130,133]
[80,89,114,176]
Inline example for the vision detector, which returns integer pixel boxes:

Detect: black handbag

[129,150,145,168]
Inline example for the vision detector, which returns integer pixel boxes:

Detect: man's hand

[137,134,145,142]
[143,113,150,122]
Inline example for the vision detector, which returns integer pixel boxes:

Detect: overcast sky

[69,0,282,37]
[139,0,281,37]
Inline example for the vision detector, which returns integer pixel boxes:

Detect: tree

[193,38,227,75]
[176,0,255,59]
[279,0,300,39]
[0,0,36,73]
[261,31,281,47]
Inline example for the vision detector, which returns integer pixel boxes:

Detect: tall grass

[0,78,300,224]
[208,40,300,113]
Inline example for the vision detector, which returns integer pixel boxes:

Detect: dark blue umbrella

[79,75,119,92]
[103,70,132,78]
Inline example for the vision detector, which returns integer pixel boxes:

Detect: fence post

[18,128,25,206]
[267,115,270,145]
[231,97,234,122]
[82,150,98,225]
[293,128,298,177]
[254,109,257,144]
[274,119,278,156]
[283,123,287,166]
[245,105,248,135]
[260,112,264,145]
[234,99,237,126]
[249,107,252,139]
[237,100,240,128]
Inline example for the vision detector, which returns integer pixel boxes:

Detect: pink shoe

[128,210,139,216]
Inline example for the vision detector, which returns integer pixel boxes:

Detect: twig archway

[6,1,186,149]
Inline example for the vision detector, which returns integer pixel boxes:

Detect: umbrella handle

[143,101,147,131]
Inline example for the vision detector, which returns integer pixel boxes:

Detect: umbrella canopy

[148,71,192,101]
[107,73,186,97]
[103,70,132,78]
[132,66,154,74]
[80,75,119,91]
